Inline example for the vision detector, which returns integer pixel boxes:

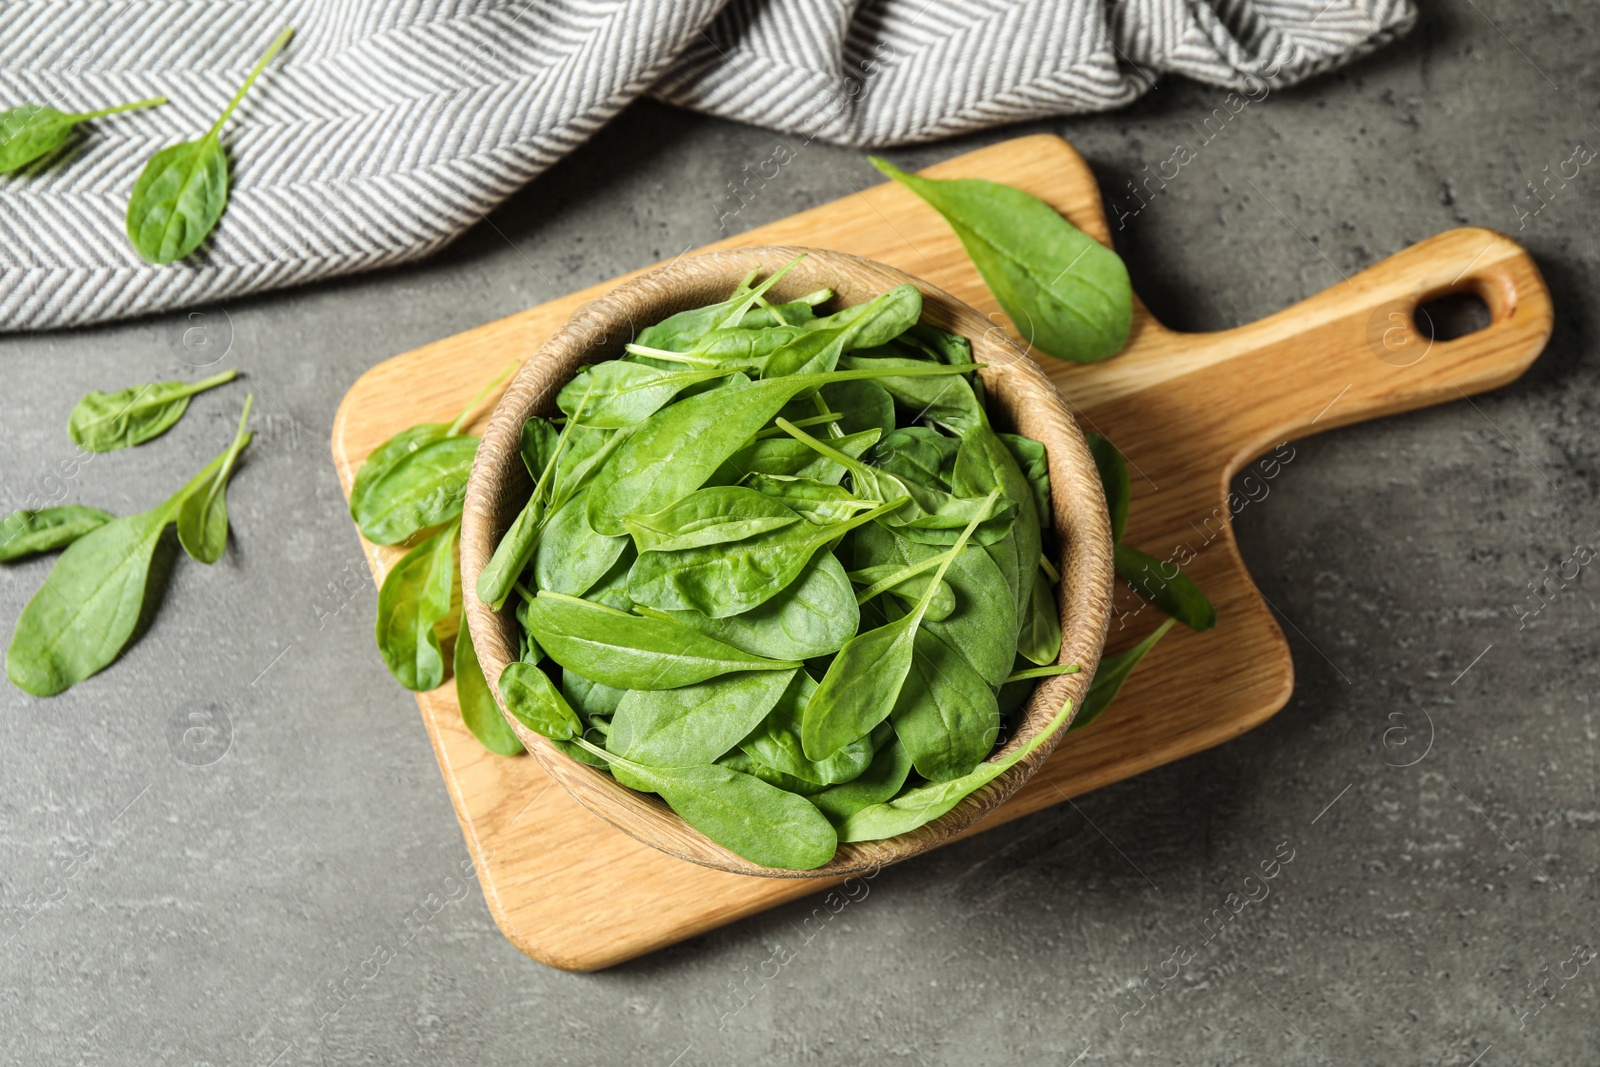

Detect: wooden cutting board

[330,134,1552,971]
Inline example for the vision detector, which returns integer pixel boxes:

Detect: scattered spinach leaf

[127,26,294,263]
[870,156,1132,363]
[374,520,458,692]
[67,369,237,453]
[1115,544,1217,632]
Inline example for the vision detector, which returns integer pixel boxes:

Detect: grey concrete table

[2,3,1596,1063]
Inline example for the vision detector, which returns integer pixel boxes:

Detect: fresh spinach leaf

[871,157,1132,363]
[629,257,803,352]
[1016,566,1063,665]
[126,26,294,263]
[742,673,882,786]
[743,475,876,526]
[1085,433,1129,543]
[68,369,237,453]
[817,379,896,438]
[558,362,744,428]
[353,435,478,546]
[624,486,799,553]
[534,487,628,597]
[638,551,858,660]
[890,628,1000,782]
[999,433,1051,521]
[800,491,997,760]
[626,498,904,618]
[498,660,583,739]
[374,520,458,692]
[777,417,1013,544]
[954,423,1041,628]
[711,428,880,487]
[588,743,839,871]
[807,737,914,825]
[518,591,800,690]
[875,426,960,488]
[1115,544,1216,632]
[850,519,1017,686]
[848,563,955,622]
[585,364,975,536]
[761,284,922,378]
[476,384,597,609]
[837,354,984,432]
[563,671,627,720]
[608,668,796,768]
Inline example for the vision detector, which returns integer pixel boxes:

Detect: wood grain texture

[330,135,1553,970]
[456,246,1115,877]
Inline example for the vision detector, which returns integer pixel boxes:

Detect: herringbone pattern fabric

[0,0,1413,331]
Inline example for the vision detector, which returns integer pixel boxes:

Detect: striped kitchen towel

[0,0,1414,331]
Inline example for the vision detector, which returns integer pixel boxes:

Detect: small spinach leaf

[353,435,478,546]
[1115,544,1216,632]
[890,628,1000,782]
[1016,566,1063,665]
[808,738,915,826]
[624,486,799,553]
[585,364,975,536]
[1085,433,1129,543]
[498,661,583,739]
[871,157,1132,363]
[126,26,294,263]
[800,491,997,760]
[534,487,629,597]
[68,369,237,453]
[374,520,458,692]
[744,475,876,526]
[609,668,796,768]
[742,673,881,786]
[639,550,859,660]
[626,498,903,619]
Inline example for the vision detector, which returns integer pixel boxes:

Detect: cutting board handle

[1165,226,1553,468]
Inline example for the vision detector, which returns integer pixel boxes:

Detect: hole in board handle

[1415,290,1493,343]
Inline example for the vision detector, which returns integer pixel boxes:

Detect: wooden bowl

[461,246,1114,878]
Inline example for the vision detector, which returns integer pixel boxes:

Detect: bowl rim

[461,245,1114,878]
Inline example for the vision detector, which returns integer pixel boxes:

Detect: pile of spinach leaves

[468,259,1085,869]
